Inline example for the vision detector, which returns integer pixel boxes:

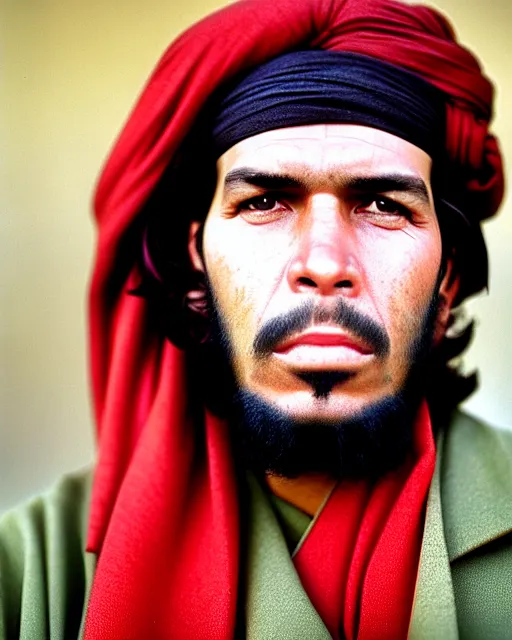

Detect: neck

[265,473,337,516]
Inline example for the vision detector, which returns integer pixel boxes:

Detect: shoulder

[440,409,512,531]
[443,409,512,462]
[440,409,512,553]
[440,411,512,639]
[0,468,95,640]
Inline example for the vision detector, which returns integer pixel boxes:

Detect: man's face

[192,124,446,424]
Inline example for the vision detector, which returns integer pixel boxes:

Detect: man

[1,0,511,638]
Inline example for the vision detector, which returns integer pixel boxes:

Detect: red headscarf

[84,0,503,638]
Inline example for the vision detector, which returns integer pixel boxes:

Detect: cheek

[205,216,292,301]
[206,253,254,351]
[365,233,441,349]
[364,221,440,293]
[203,220,291,370]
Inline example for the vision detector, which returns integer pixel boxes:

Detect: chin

[250,364,404,424]
[264,389,391,424]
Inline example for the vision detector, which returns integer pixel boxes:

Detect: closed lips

[274,330,372,354]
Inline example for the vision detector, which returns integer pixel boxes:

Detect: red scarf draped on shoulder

[294,400,435,639]
[84,1,502,638]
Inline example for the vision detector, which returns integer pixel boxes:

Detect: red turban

[84,0,504,638]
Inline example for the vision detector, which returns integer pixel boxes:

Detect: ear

[433,257,460,346]
[188,221,205,273]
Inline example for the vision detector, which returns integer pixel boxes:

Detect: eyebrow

[224,168,303,190]
[223,167,431,205]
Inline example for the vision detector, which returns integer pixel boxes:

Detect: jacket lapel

[409,410,512,638]
[438,410,512,562]
[408,431,459,639]
[244,474,331,640]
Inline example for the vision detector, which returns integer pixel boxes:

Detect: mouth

[273,327,374,370]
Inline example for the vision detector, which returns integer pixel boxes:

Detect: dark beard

[190,281,440,481]
[230,388,418,480]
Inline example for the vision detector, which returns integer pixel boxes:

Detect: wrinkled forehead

[215,123,433,199]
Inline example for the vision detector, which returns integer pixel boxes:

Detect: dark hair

[132,122,482,422]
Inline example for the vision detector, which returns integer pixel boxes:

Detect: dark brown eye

[374,198,402,215]
[237,192,290,225]
[356,196,410,219]
[246,195,279,211]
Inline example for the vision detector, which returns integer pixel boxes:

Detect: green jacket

[1,410,511,639]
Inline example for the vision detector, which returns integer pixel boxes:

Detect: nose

[287,195,362,297]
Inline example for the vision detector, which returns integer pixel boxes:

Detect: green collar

[439,410,512,561]
[409,410,512,639]
[242,410,512,639]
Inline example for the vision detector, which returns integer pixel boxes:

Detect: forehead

[217,124,432,182]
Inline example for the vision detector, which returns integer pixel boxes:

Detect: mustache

[252,299,390,359]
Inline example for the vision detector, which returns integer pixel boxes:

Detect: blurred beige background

[1,0,511,514]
